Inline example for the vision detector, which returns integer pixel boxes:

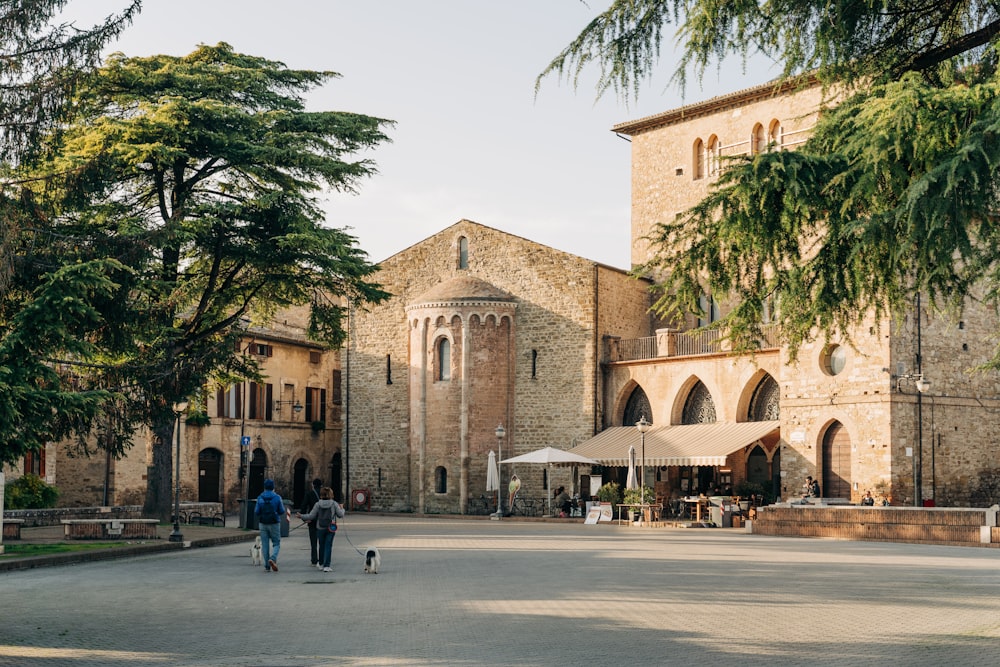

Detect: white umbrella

[486,450,500,515]
[501,447,599,516]
[626,445,638,491]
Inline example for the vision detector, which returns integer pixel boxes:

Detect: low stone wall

[61,519,159,540]
[751,504,1000,546]
[3,505,144,527]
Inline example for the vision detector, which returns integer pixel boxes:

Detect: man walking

[301,478,322,567]
[254,479,286,572]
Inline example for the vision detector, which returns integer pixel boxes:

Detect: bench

[61,519,159,540]
[2,519,24,540]
[185,511,226,527]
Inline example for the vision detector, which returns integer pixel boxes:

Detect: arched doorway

[248,448,267,499]
[746,445,769,487]
[198,448,223,503]
[292,458,309,508]
[822,422,852,499]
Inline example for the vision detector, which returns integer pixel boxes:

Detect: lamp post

[495,424,506,516]
[896,373,930,506]
[636,416,650,504]
[169,400,189,542]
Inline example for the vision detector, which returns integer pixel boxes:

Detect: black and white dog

[364,546,381,574]
[250,536,263,566]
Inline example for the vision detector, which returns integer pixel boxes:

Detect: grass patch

[0,542,136,558]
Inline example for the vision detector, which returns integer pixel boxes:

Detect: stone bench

[2,519,25,540]
[61,518,159,540]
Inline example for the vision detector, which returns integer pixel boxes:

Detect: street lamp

[636,416,650,505]
[495,424,506,516]
[273,399,304,414]
[897,373,930,506]
[169,399,189,543]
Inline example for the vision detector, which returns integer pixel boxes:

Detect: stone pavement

[1,515,999,667]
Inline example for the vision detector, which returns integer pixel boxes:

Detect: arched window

[682,380,717,424]
[768,119,782,151]
[458,236,468,269]
[751,123,765,154]
[435,466,448,493]
[693,138,705,179]
[437,338,451,381]
[749,375,780,421]
[707,135,720,176]
[623,386,652,427]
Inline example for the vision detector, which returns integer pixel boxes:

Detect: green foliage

[542,1,1000,101]
[735,480,773,505]
[185,412,211,427]
[545,3,1000,367]
[622,485,654,505]
[8,41,393,517]
[596,481,621,505]
[5,474,59,509]
[311,420,326,433]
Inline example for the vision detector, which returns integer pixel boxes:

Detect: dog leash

[336,517,367,557]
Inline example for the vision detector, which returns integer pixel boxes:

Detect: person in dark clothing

[301,478,322,566]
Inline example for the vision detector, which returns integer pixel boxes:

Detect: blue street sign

[241,436,251,448]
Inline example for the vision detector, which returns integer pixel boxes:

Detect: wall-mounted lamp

[896,373,930,393]
[274,400,304,413]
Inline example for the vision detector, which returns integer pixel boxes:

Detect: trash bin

[280,499,290,537]
[239,498,258,530]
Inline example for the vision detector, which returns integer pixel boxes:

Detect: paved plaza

[1,515,999,666]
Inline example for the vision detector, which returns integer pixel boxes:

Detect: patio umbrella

[501,446,599,516]
[626,445,638,491]
[486,450,500,514]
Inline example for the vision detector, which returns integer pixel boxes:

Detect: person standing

[301,478,322,567]
[254,479,286,572]
[553,486,571,517]
[298,486,344,572]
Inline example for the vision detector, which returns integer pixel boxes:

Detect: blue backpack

[258,496,279,524]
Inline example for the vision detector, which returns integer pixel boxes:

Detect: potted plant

[311,420,326,433]
[596,481,621,507]
[622,485,655,520]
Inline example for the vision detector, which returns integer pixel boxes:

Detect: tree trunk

[143,418,176,521]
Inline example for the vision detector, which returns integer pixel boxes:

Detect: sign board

[789,430,806,443]
[585,507,601,524]
[241,436,251,448]
[589,476,603,498]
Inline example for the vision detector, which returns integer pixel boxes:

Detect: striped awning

[570,421,779,467]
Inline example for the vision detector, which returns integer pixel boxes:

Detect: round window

[822,344,847,376]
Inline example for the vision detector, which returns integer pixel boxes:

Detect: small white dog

[250,536,263,566]
[364,546,381,574]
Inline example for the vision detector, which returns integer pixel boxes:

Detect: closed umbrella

[486,450,500,515]
[626,445,638,491]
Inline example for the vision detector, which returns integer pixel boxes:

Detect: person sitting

[553,486,571,517]
[860,490,875,506]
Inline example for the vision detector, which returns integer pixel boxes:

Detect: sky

[69,1,775,269]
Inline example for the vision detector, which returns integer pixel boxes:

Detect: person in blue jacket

[254,479,286,572]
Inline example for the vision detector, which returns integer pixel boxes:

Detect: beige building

[5,307,343,513]
[594,79,1000,507]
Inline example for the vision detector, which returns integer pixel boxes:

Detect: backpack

[258,496,279,524]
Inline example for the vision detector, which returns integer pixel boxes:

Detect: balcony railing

[605,324,780,363]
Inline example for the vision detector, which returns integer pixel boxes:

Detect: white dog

[364,546,381,574]
[250,536,263,566]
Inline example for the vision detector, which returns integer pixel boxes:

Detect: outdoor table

[683,496,708,522]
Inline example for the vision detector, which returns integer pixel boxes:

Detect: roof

[410,275,515,305]
[570,421,779,466]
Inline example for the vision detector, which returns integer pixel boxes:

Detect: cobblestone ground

[1,516,999,666]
